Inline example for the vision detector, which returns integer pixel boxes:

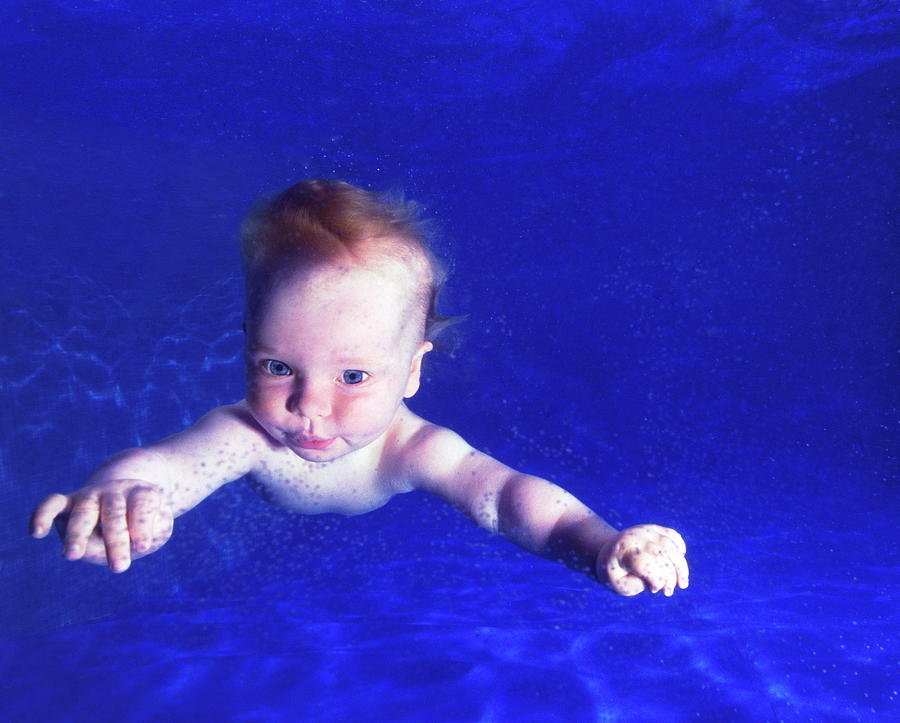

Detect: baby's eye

[341,370,369,385]
[263,359,292,376]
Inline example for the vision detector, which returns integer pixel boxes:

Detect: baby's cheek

[340,397,394,436]
[245,391,281,429]
[244,393,264,419]
[247,383,278,410]
[246,373,270,397]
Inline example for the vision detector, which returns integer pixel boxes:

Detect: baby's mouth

[290,435,336,450]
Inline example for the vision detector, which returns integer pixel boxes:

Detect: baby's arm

[401,425,689,596]
[30,402,264,573]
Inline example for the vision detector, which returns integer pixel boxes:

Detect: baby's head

[240,179,446,348]
[237,180,449,460]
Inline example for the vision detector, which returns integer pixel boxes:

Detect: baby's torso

[246,446,394,515]
[243,405,424,516]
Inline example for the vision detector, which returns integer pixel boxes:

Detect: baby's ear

[404,341,433,398]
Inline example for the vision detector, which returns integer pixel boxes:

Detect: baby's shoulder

[148,400,276,463]
[190,401,269,441]
[213,399,263,428]
[381,407,476,491]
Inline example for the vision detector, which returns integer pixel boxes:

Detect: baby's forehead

[264,240,421,297]
[287,254,419,300]
[250,256,417,332]
[247,259,423,359]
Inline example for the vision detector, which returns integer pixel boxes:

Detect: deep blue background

[1,2,897,721]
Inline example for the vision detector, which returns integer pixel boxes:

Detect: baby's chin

[284,435,375,464]
[287,441,347,464]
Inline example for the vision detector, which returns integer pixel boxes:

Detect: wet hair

[239,179,454,343]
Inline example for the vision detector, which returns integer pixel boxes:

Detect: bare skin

[31,259,689,596]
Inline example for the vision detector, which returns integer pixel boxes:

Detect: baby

[30,180,689,597]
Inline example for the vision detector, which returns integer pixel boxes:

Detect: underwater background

[1,1,897,721]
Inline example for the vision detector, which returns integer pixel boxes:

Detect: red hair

[240,179,452,342]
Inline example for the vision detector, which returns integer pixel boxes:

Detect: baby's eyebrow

[337,358,377,367]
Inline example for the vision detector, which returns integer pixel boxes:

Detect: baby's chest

[246,450,397,516]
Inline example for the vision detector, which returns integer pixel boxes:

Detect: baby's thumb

[152,506,174,548]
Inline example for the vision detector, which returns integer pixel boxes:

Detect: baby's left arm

[399,425,688,597]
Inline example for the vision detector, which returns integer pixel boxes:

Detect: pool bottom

[3,534,894,723]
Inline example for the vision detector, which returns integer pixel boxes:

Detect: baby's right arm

[29,402,265,573]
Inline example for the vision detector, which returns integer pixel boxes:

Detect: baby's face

[244,261,431,463]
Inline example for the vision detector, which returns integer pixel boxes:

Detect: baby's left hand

[597,524,689,597]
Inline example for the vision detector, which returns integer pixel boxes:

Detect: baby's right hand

[30,479,174,573]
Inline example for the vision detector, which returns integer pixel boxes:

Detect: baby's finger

[642,545,677,596]
[63,496,101,559]
[661,553,678,596]
[624,546,672,595]
[606,557,646,597]
[79,530,112,566]
[657,526,687,556]
[127,486,160,554]
[655,534,689,591]
[99,490,132,573]
[655,537,688,593]
[673,550,689,590]
[30,493,70,538]
[154,501,174,547]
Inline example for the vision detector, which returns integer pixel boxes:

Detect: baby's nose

[288,379,332,419]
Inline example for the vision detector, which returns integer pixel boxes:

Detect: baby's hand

[30,479,174,573]
[597,524,689,597]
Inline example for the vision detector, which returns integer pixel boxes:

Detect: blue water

[1,2,897,721]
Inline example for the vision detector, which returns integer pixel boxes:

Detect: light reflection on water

[3,535,894,722]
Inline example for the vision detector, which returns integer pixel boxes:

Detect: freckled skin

[29,259,689,595]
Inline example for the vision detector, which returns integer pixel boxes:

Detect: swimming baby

[30,180,689,597]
